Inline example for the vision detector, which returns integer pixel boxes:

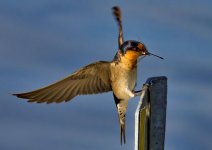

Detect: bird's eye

[132,47,137,50]
[142,51,146,55]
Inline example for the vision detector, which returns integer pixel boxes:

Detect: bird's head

[111,6,163,67]
[120,40,163,61]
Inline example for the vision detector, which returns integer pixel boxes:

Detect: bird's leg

[126,88,142,98]
[124,87,136,98]
[133,90,142,96]
[133,84,150,97]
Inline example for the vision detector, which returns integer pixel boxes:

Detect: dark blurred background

[0,0,212,150]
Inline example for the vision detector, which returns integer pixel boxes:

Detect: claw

[133,90,142,96]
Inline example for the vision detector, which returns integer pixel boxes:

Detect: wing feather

[13,61,112,103]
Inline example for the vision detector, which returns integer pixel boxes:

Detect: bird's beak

[147,52,164,59]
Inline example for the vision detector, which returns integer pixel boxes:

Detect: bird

[13,6,163,144]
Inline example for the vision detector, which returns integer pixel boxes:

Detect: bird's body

[111,59,137,100]
[13,6,163,144]
[110,55,138,143]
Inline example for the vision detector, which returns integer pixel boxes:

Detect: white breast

[110,63,137,100]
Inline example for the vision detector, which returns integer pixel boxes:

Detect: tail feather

[120,123,126,144]
[112,6,124,49]
[112,93,128,144]
[112,6,122,29]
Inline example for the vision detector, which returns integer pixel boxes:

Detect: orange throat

[120,51,140,69]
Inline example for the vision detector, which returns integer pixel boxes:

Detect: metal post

[135,76,167,150]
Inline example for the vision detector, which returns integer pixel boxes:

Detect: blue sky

[0,0,212,150]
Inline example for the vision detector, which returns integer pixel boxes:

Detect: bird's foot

[133,90,142,97]
[126,88,142,98]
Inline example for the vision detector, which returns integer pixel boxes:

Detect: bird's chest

[110,63,137,99]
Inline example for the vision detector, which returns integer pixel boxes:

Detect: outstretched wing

[13,61,112,103]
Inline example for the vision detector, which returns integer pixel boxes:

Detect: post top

[145,76,167,85]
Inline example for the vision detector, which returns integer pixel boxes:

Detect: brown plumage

[13,6,163,145]
[13,61,112,103]
[112,6,124,49]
